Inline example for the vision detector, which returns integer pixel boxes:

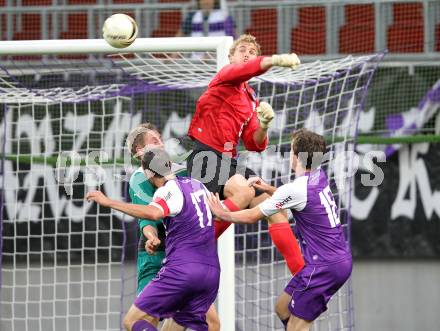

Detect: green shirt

[129,167,159,238]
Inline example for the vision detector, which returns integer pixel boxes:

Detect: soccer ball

[102,13,138,49]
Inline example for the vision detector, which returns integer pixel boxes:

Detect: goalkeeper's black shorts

[186,140,263,200]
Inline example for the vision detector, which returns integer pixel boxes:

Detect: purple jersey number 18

[319,185,341,228]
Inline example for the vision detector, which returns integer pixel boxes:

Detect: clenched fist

[271,53,301,70]
[145,237,161,255]
[256,101,274,129]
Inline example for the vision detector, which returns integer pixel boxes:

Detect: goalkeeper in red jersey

[187,34,304,275]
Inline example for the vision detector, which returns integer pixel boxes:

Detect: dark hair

[126,123,159,157]
[291,129,327,169]
[141,148,172,178]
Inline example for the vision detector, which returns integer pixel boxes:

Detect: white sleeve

[258,176,308,217]
[149,180,184,217]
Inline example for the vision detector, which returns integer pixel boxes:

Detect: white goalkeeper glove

[256,101,274,129]
[271,53,301,70]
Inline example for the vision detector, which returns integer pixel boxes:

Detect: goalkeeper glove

[256,102,274,129]
[271,53,301,70]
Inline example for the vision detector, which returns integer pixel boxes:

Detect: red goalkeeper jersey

[188,56,269,157]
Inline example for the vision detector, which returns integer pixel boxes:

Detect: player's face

[135,130,164,158]
[143,130,163,149]
[229,42,259,64]
[290,149,298,170]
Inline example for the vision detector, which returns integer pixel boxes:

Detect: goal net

[0,37,382,331]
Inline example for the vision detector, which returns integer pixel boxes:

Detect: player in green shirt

[126,123,220,331]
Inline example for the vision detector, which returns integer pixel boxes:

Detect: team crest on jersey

[275,196,293,209]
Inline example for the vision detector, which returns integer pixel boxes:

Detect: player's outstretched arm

[207,193,263,224]
[86,191,164,220]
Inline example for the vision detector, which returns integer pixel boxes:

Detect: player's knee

[275,300,289,321]
[206,305,221,331]
[122,316,133,331]
[224,174,254,207]
[207,314,220,331]
[275,302,282,318]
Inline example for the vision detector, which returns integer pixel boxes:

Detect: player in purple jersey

[207,129,352,331]
[86,148,219,331]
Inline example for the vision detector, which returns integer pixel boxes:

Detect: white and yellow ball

[102,13,138,49]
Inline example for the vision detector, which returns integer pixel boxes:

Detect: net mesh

[0,48,381,331]
[2,0,439,141]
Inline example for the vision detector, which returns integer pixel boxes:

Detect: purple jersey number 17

[190,190,213,228]
[319,185,341,228]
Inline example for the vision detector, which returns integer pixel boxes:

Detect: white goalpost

[0,36,381,331]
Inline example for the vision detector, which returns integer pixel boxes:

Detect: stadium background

[1,0,439,330]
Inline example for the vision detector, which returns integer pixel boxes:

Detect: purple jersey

[260,169,351,265]
[150,177,219,269]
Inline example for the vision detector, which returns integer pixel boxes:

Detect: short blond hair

[126,122,159,157]
[229,34,262,57]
